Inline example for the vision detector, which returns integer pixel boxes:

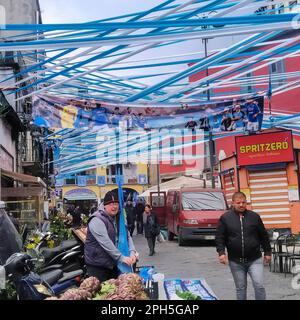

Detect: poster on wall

[32,94,264,132]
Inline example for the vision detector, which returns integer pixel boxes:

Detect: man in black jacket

[215,192,271,300]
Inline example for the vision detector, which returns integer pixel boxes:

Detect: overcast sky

[38,1,246,90]
[39,0,168,23]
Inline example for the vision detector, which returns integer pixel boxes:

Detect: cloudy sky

[39,0,168,23]
[37,1,246,91]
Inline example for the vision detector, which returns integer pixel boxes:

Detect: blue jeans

[229,258,266,300]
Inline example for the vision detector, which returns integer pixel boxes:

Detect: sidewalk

[132,234,300,300]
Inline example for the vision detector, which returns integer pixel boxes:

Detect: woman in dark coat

[143,204,159,256]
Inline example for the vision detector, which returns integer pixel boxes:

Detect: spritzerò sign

[235,131,294,166]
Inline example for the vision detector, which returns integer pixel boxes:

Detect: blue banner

[32,94,264,132]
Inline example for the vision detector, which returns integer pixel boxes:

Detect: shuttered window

[249,169,291,228]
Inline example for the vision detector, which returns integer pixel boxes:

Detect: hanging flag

[266,75,272,100]
[116,169,133,274]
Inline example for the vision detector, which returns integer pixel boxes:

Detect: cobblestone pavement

[132,234,300,300]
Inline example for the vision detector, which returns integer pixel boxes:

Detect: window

[170,137,183,166]
[106,165,123,184]
[240,72,253,94]
[65,178,76,185]
[289,1,297,11]
[269,61,285,87]
[182,192,226,211]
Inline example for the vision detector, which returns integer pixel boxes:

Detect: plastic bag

[0,209,22,264]
[157,231,165,243]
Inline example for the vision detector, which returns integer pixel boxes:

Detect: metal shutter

[249,170,291,228]
[223,172,236,206]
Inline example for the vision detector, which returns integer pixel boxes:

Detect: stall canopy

[139,176,208,197]
[64,188,97,201]
[1,169,46,188]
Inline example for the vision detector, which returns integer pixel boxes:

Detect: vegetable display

[45,274,149,300]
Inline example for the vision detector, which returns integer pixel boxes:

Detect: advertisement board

[236,131,294,166]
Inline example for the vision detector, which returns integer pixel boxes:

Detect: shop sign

[236,131,294,166]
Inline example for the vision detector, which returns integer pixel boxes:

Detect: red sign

[236,131,294,166]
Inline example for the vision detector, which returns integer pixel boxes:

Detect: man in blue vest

[84,191,137,281]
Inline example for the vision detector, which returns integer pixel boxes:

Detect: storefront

[219,129,300,234]
[1,169,46,229]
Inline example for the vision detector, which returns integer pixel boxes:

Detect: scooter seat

[60,240,79,251]
[40,247,63,262]
[57,269,83,284]
[41,269,63,286]
[40,240,80,262]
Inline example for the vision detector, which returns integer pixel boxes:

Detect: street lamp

[199,11,217,188]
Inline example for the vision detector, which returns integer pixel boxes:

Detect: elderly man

[84,191,137,281]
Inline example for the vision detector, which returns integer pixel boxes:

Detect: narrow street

[133,234,300,300]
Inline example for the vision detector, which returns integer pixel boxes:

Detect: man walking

[215,192,271,300]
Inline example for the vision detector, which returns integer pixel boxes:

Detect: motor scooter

[3,252,83,299]
[27,232,85,274]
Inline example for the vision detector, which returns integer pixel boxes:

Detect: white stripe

[226,193,234,197]
[255,208,290,213]
[249,171,286,177]
[225,181,234,186]
[250,183,288,188]
[251,189,288,195]
[225,187,235,191]
[262,220,291,225]
[259,214,290,218]
[250,177,287,183]
[252,202,289,207]
[251,195,289,201]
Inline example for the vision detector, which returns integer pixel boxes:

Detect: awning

[64,188,97,201]
[139,176,207,197]
[1,169,46,188]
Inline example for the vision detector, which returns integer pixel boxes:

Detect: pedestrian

[71,206,82,227]
[84,191,137,282]
[215,192,271,300]
[144,204,160,256]
[125,200,135,236]
[134,199,145,235]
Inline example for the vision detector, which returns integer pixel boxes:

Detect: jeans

[229,257,266,300]
[147,236,156,255]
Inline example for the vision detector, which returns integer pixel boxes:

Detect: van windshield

[182,192,226,211]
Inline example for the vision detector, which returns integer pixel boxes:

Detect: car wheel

[178,228,185,246]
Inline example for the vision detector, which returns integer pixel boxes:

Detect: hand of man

[122,256,133,266]
[219,254,227,265]
[130,253,137,264]
[264,255,271,265]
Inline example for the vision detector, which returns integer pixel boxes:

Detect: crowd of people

[185,98,262,134]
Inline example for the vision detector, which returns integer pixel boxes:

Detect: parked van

[165,188,227,246]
